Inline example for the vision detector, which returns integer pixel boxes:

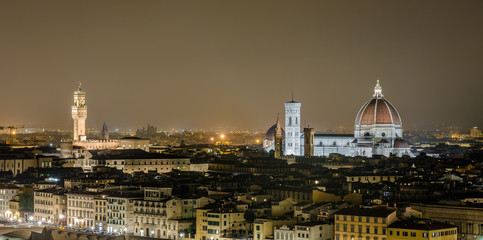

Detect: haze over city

[1,2,483,240]
[0,1,482,131]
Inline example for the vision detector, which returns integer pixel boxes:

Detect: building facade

[33,188,66,225]
[334,207,397,240]
[202,209,247,240]
[0,186,19,219]
[387,219,457,240]
[106,193,140,234]
[411,203,483,240]
[132,187,181,238]
[274,222,332,240]
[66,192,97,229]
[94,196,107,231]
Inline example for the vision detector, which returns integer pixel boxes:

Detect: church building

[264,80,414,158]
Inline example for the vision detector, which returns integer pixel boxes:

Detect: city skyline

[0,1,482,131]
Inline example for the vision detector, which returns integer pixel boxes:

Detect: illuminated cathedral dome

[355,97,401,125]
[355,80,402,126]
[354,80,403,140]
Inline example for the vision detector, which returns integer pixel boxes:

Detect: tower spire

[274,112,283,159]
[275,113,281,131]
[373,78,383,98]
[291,90,294,102]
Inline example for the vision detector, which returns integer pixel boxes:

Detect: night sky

[1,1,482,132]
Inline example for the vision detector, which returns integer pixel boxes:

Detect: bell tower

[274,113,283,159]
[284,95,301,156]
[72,82,87,141]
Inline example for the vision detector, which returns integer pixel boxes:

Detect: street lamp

[59,214,64,226]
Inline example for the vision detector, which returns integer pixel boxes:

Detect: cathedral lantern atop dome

[373,79,383,98]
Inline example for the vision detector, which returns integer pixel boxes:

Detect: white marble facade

[264,80,414,158]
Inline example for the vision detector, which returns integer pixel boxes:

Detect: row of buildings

[1,181,470,240]
[0,147,481,240]
[29,186,214,238]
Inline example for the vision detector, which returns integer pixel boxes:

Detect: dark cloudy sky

[1,0,482,132]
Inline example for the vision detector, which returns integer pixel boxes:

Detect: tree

[244,210,256,234]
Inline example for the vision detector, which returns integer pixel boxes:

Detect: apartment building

[106,191,143,234]
[411,203,483,240]
[94,195,108,231]
[334,207,397,240]
[273,222,331,240]
[387,219,457,240]
[66,191,98,229]
[132,196,181,237]
[0,185,20,218]
[33,188,66,225]
[196,208,247,240]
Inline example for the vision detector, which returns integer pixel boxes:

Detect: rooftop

[296,221,330,227]
[388,219,457,231]
[88,149,187,160]
[335,207,395,217]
